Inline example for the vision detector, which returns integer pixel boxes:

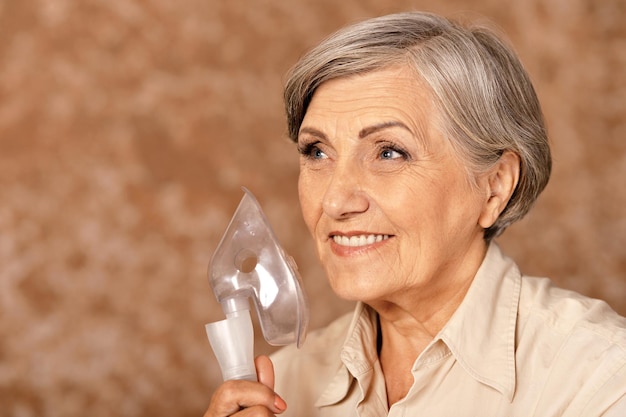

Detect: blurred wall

[0,0,624,416]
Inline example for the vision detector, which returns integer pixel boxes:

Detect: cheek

[298,173,321,234]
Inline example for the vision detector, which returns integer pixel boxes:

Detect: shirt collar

[316,242,522,406]
[437,242,521,401]
[315,302,378,407]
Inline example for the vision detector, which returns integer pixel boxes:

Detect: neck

[372,240,489,405]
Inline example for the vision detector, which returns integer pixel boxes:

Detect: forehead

[303,65,437,130]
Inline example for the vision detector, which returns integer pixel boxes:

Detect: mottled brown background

[0,0,624,415]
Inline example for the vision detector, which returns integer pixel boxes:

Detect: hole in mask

[235,249,258,273]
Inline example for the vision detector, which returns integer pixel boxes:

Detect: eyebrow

[298,121,413,141]
[358,121,413,139]
[298,126,327,140]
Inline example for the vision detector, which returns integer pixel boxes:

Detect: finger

[231,404,282,417]
[204,379,285,417]
[255,355,275,389]
[255,355,287,413]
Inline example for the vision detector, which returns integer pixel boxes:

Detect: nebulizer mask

[205,188,308,381]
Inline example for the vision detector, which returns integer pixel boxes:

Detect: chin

[327,274,384,303]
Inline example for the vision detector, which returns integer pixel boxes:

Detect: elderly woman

[204,11,626,417]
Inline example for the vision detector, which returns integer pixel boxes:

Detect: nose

[321,161,369,220]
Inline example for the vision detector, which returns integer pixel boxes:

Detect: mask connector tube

[205,300,257,381]
[221,296,251,319]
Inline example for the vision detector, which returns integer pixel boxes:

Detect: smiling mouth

[332,234,391,247]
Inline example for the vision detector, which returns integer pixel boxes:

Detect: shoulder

[270,310,354,416]
[516,276,626,413]
[519,276,626,342]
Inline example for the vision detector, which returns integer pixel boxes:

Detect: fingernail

[274,395,287,412]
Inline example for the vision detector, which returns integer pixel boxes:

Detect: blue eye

[312,147,327,159]
[298,142,327,160]
[380,147,405,160]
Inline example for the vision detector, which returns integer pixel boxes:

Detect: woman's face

[297,65,492,305]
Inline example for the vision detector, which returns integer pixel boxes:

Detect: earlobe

[478,151,520,228]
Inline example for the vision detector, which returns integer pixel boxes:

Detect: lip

[327,231,393,256]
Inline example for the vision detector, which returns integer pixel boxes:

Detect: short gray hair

[284,11,551,240]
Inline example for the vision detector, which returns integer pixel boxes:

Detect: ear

[478,151,520,229]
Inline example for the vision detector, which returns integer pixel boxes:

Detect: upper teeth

[332,234,390,247]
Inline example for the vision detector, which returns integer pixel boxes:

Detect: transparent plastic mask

[208,188,308,348]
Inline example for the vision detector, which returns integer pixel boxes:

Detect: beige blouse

[272,243,626,417]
